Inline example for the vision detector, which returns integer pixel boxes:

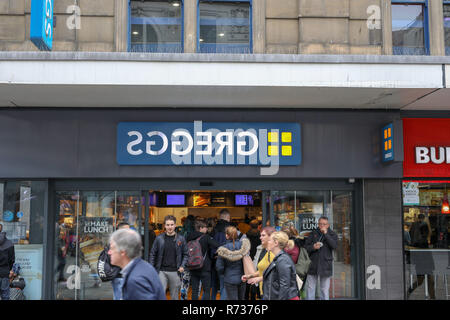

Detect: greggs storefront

[0,108,406,300]
[402,118,450,300]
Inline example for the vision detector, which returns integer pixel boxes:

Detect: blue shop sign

[117,122,301,166]
[30,0,54,51]
[382,123,394,162]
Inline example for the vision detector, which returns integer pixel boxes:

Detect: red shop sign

[403,118,450,177]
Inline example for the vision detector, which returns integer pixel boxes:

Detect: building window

[392,1,429,55]
[403,181,450,300]
[129,0,183,53]
[445,2,450,55]
[198,0,252,54]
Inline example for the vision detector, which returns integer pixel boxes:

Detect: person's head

[281,222,298,238]
[195,220,208,234]
[260,226,276,248]
[418,214,425,222]
[318,216,329,229]
[117,222,130,230]
[164,215,177,235]
[249,219,259,230]
[225,226,238,247]
[267,231,289,252]
[219,209,230,222]
[108,228,142,268]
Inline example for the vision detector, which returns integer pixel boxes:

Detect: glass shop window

[0,181,46,300]
[402,181,450,300]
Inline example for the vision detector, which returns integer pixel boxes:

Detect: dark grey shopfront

[0,108,404,300]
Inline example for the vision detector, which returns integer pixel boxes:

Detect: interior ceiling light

[219,33,225,37]
[132,31,139,35]
[172,2,180,6]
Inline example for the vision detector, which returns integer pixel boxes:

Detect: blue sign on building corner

[30,0,54,51]
[382,123,394,162]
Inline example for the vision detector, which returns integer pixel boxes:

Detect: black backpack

[97,245,121,282]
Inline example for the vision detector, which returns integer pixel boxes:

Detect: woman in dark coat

[262,231,299,300]
[216,226,250,300]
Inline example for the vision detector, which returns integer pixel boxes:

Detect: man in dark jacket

[186,220,219,300]
[210,209,231,300]
[149,215,188,300]
[0,225,16,300]
[109,228,165,300]
[304,216,338,300]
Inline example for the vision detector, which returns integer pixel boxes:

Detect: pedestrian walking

[241,226,275,299]
[0,224,15,300]
[185,220,219,300]
[210,209,231,300]
[108,228,165,300]
[262,231,299,300]
[149,215,188,300]
[216,226,250,300]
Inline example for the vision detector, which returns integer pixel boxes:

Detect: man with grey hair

[109,228,165,300]
[304,216,337,300]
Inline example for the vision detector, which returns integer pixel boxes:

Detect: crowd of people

[105,209,338,301]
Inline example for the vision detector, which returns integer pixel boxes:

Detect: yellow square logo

[268,132,278,143]
[282,146,292,156]
[281,132,292,143]
[268,146,278,156]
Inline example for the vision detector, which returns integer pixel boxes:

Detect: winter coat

[284,243,299,264]
[262,250,299,300]
[0,232,15,278]
[122,258,166,300]
[216,237,250,285]
[246,229,261,259]
[149,233,188,272]
[305,228,338,277]
[186,231,219,273]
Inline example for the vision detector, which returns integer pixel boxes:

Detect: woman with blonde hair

[216,226,250,300]
[262,231,299,300]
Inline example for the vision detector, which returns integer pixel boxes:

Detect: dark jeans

[190,270,211,300]
[211,267,227,300]
[0,278,10,300]
[224,282,245,300]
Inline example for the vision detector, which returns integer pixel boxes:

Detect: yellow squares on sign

[282,132,292,143]
[282,146,292,156]
[268,132,278,143]
[268,146,278,156]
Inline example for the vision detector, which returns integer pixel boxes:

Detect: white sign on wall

[402,182,420,206]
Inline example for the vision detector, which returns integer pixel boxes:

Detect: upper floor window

[129,0,183,53]
[392,1,429,55]
[444,1,450,55]
[198,0,252,54]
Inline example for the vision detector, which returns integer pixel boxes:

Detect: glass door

[54,191,141,300]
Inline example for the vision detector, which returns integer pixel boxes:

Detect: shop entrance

[49,179,362,300]
[53,189,263,300]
